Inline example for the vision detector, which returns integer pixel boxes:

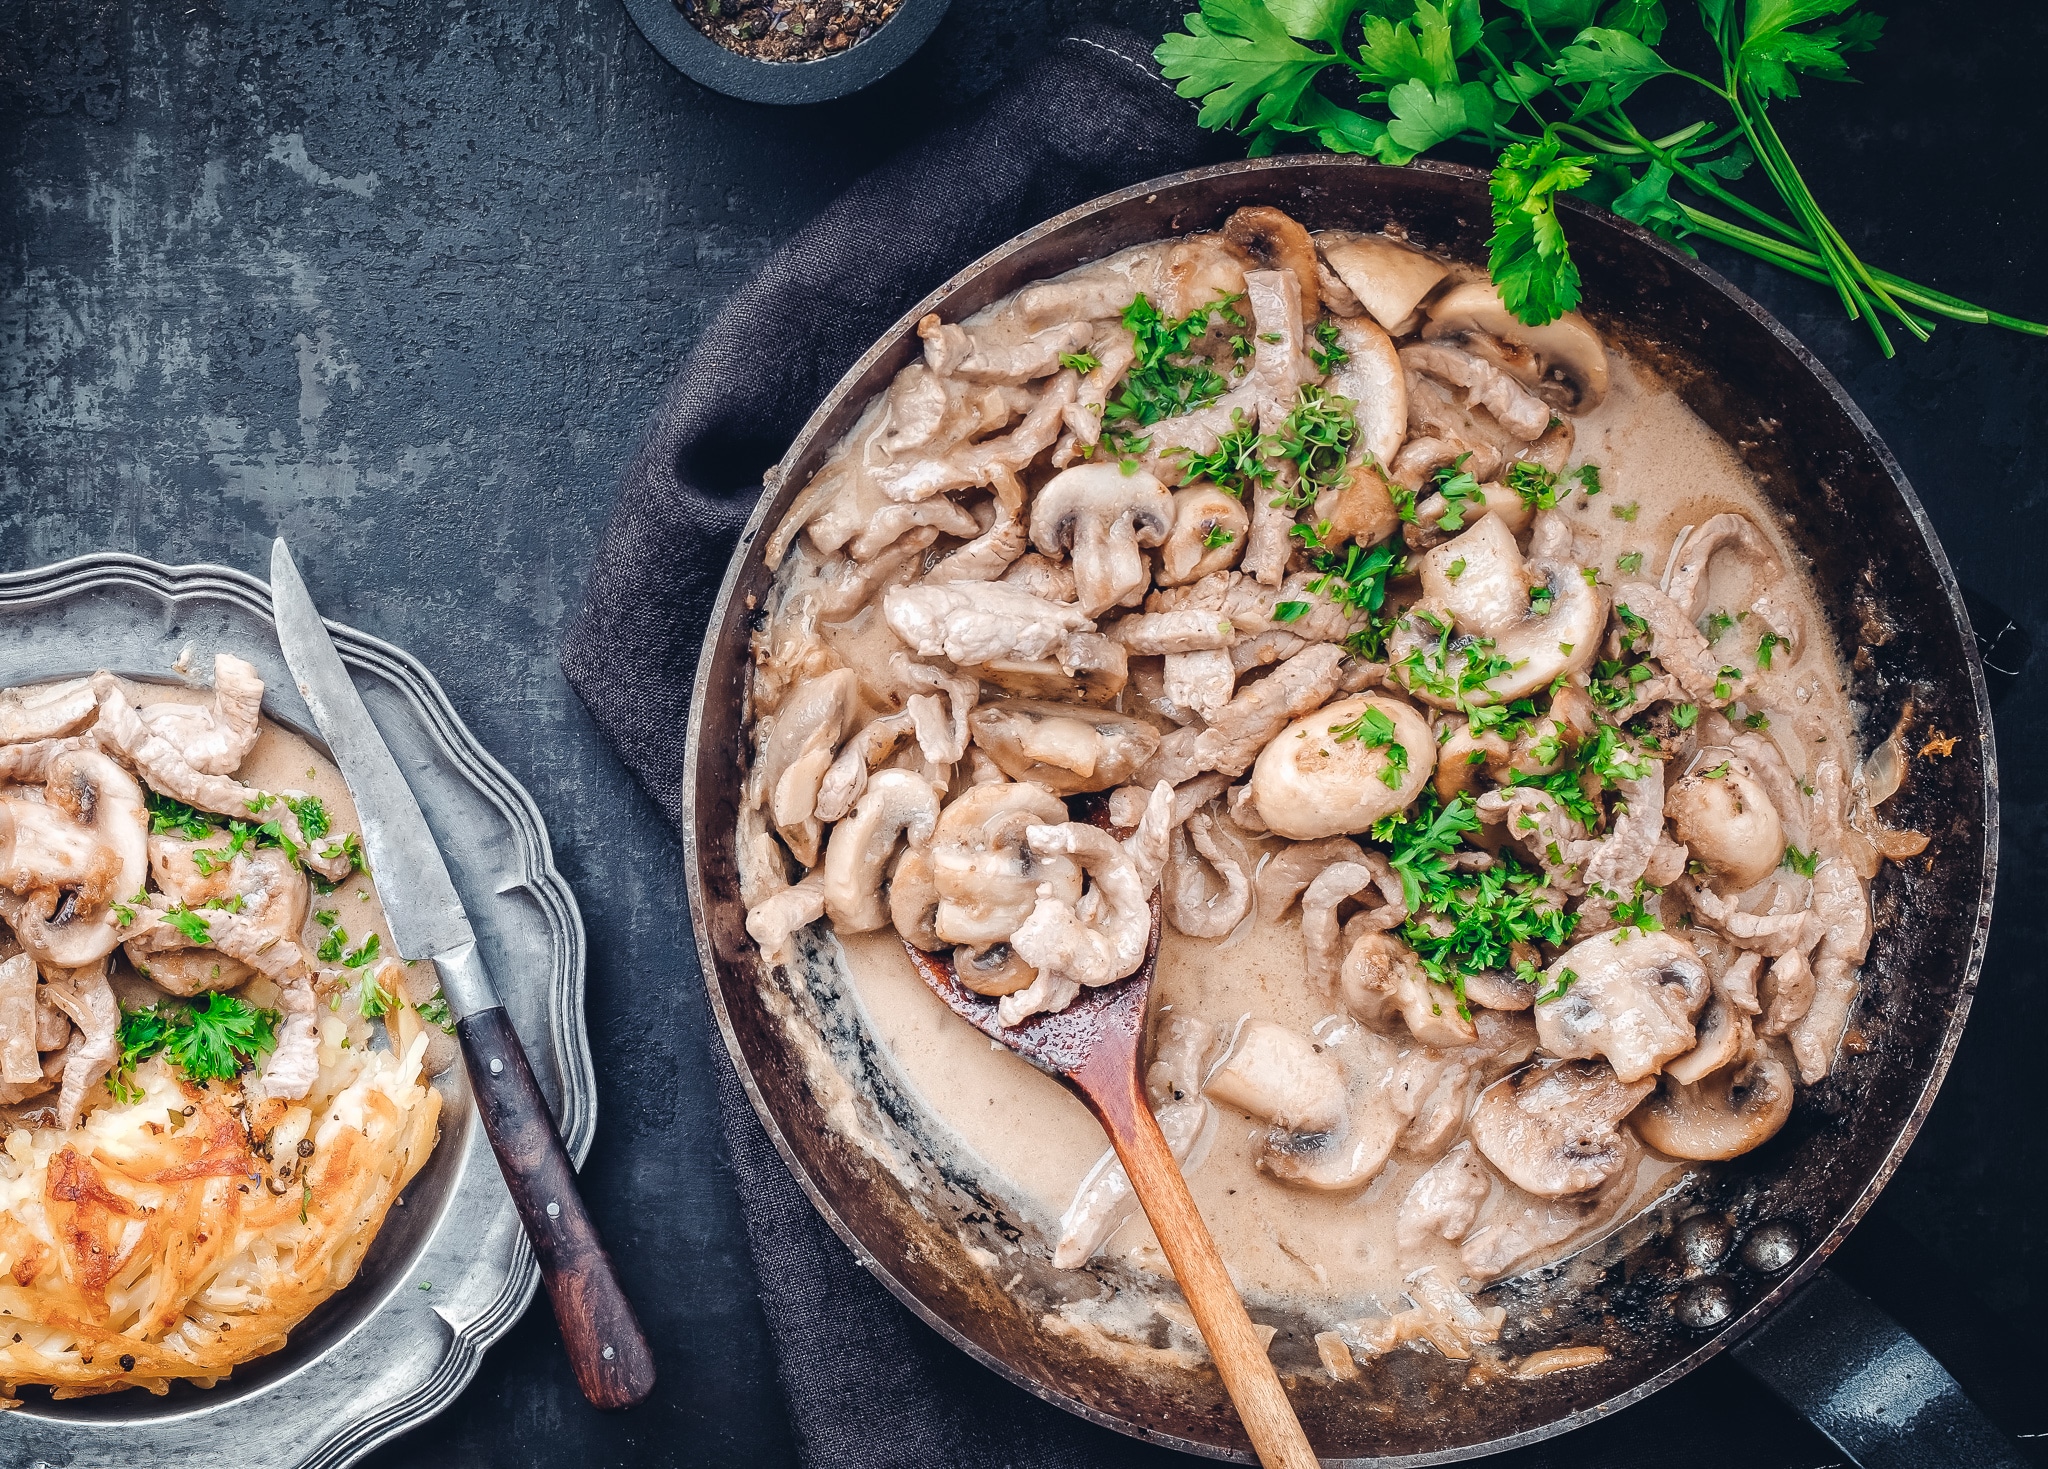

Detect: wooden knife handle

[457,1004,656,1410]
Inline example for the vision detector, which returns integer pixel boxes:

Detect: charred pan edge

[682,157,1997,1464]
[0,551,593,1469]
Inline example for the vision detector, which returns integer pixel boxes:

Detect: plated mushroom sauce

[0,661,445,1398]
[739,207,1926,1372]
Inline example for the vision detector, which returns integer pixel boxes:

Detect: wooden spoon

[904,916,1320,1469]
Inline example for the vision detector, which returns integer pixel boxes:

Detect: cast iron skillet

[681,158,2009,1465]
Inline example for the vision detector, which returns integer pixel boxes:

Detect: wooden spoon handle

[1096,1087,1319,1469]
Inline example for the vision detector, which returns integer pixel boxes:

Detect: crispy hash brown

[0,1013,439,1401]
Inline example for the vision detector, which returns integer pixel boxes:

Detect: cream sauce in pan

[813,355,1854,1314]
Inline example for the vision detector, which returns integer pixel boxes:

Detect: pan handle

[1730,1268,2029,1468]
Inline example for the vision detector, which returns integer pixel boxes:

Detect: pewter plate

[0,552,594,1469]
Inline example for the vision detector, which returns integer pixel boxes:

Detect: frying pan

[680,158,2014,1466]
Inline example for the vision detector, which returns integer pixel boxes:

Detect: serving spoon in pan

[904,912,1320,1469]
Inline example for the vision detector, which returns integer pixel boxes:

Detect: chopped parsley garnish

[1446,557,1467,581]
[1616,551,1643,575]
[1756,631,1790,670]
[358,966,395,1018]
[1505,459,1560,511]
[1105,291,1244,428]
[1713,665,1742,700]
[1700,761,1732,779]
[1574,464,1602,496]
[344,932,382,968]
[1744,711,1772,731]
[1272,600,1311,624]
[107,994,280,1094]
[1702,609,1736,643]
[1058,351,1100,375]
[1202,524,1235,549]
[416,992,456,1034]
[1267,385,1358,510]
[146,790,215,842]
[1309,317,1348,374]
[1528,584,1555,616]
[1671,703,1699,729]
[163,905,212,945]
[1534,967,1578,1004]
[1601,879,1664,933]
[1783,845,1820,878]
[1611,500,1639,522]
[1179,410,1272,499]
[1431,455,1486,532]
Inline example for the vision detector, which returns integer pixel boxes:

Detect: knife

[269,537,655,1411]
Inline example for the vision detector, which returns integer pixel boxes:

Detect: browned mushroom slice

[1635,1052,1795,1160]
[1248,693,1435,840]
[1467,1059,1653,1198]
[1223,206,1321,320]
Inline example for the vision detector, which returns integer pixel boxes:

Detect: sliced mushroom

[1422,281,1610,414]
[819,770,940,933]
[953,940,1035,997]
[1391,519,1602,707]
[1664,989,1753,1086]
[1257,1023,1406,1192]
[1028,462,1175,617]
[1248,693,1434,840]
[928,781,1081,947]
[1636,1052,1795,1160]
[968,701,1160,796]
[1316,232,1450,334]
[1,749,148,969]
[1223,206,1320,318]
[1339,930,1476,1047]
[1156,482,1250,586]
[889,845,942,951]
[1321,315,1407,472]
[1667,752,1783,891]
[1204,1019,1347,1134]
[753,668,860,867]
[1467,1058,1653,1198]
[1534,929,1709,1083]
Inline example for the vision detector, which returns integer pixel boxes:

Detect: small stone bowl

[620,0,950,104]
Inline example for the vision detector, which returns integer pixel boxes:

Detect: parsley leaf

[1489,135,1594,326]
[1783,844,1820,877]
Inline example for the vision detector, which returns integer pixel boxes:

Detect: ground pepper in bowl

[677,0,904,62]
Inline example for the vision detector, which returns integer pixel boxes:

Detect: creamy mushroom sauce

[736,213,1922,1368]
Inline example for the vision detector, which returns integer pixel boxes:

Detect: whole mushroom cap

[1250,694,1436,840]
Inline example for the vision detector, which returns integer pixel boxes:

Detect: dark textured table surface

[2,3,2043,1466]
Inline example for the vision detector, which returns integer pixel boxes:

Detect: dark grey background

[1,2,2041,1465]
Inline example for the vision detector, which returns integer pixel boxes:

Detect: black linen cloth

[563,28,1227,1467]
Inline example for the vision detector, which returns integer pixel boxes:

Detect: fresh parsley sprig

[106,993,280,1098]
[1157,0,2045,354]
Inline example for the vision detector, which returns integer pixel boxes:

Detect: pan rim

[679,154,2000,1464]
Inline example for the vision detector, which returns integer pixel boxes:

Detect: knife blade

[268,537,655,1411]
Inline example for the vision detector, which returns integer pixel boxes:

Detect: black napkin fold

[563,28,1225,1466]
